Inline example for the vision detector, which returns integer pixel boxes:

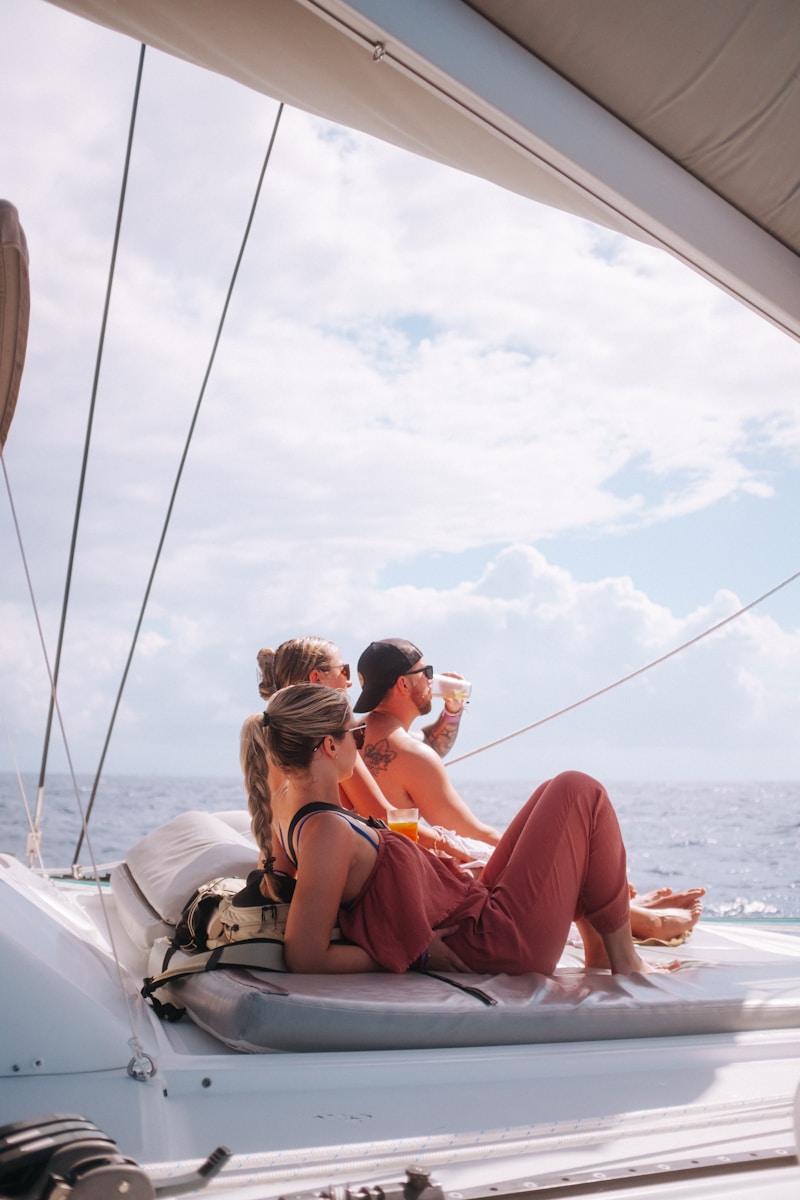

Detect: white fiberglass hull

[1,850,799,1199]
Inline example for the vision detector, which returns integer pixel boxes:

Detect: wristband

[412,949,430,970]
[442,707,463,721]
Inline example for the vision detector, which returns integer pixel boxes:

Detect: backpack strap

[141,940,289,1021]
[142,943,497,1020]
[419,970,497,1006]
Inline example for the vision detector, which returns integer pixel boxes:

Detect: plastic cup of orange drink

[387,808,419,841]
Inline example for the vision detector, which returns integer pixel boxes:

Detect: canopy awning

[45,0,800,340]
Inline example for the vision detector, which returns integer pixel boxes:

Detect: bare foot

[594,919,685,975]
[583,943,682,974]
[630,899,703,942]
[632,886,706,910]
[622,953,682,975]
[629,883,670,901]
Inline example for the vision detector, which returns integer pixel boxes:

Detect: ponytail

[239,713,282,903]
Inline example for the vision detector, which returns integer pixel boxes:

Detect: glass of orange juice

[387,807,419,841]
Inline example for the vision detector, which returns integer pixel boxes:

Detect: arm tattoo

[363,738,396,777]
[422,713,461,758]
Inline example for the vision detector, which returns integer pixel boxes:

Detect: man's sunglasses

[404,664,434,679]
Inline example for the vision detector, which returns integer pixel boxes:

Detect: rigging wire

[2,454,91,846]
[73,101,286,862]
[33,43,147,844]
[2,49,157,1063]
[2,451,147,1055]
[4,62,285,1065]
[0,698,44,871]
[447,566,800,767]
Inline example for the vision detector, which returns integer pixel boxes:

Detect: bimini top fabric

[45,1,800,340]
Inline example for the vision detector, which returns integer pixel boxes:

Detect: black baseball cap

[354,638,423,713]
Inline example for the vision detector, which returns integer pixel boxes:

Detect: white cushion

[111,861,173,950]
[213,809,254,836]
[124,811,257,925]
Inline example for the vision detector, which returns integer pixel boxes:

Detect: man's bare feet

[630,885,706,910]
[630,899,703,943]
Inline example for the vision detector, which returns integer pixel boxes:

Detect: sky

[1,0,799,790]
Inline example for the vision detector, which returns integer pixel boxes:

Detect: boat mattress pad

[144,923,800,1053]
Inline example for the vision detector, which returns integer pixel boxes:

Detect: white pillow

[124,810,258,924]
[111,861,174,950]
[213,809,255,836]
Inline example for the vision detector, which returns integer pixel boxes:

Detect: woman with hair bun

[244,683,681,978]
[256,637,391,823]
[257,637,350,702]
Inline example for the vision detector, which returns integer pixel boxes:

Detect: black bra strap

[286,801,346,865]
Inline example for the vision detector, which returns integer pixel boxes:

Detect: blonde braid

[239,713,282,903]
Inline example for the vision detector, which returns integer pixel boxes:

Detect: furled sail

[44,1,800,340]
[0,201,30,449]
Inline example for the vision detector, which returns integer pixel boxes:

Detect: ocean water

[1,773,798,919]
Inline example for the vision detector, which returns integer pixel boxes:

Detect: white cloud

[2,0,799,783]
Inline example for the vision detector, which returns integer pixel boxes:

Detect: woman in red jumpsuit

[241,683,679,977]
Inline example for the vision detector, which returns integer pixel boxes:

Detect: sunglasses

[326,662,350,680]
[404,664,434,679]
[349,723,367,750]
[313,723,367,752]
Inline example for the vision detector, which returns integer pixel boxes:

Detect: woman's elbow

[283,940,325,973]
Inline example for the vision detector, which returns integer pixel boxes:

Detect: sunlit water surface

[1,774,797,918]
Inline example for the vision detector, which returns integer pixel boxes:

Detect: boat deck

[2,854,799,1199]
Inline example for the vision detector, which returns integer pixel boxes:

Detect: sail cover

[45,0,800,340]
[0,201,30,449]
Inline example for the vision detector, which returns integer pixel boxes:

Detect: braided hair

[239,685,350,901]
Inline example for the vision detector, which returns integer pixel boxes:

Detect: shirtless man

[354,638,501,846]
[355,637,704,943]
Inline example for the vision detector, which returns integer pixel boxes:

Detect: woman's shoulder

[288,802,381,863]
